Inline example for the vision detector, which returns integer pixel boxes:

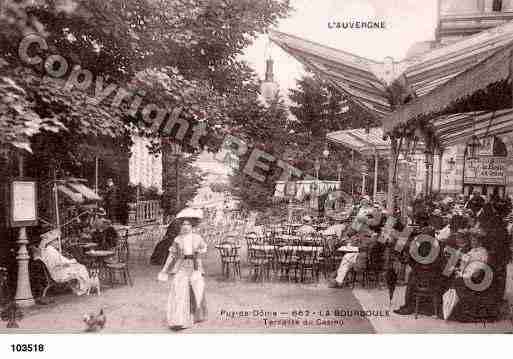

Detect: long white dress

[40,246,90,296]
[166,233,208,328]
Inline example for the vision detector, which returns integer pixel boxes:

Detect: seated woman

[36,229,91,296]
[445,202,511,322]
[394,226,446,316]
[444,229,496,322]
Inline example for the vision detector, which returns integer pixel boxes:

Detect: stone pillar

[14,155,34,307]
[373,153,379,200]
[453,144,466,193]
[438,149,444,193]
[501,134,513,196]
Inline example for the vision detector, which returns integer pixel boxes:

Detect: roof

[326,127,396,156]
[384,41,513,134]
[430,108,513,147]
[56,178,102,204]
[269,30,391,120]
[270,20,513,140]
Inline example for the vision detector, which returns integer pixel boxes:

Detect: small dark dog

[83,309,106,332]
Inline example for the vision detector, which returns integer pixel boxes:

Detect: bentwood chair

[298,248,319,283]
[317,235,337,279]
[105,237,133,287]
[217,242,241,280]
[274,244,297,281]
[247,244,270,281]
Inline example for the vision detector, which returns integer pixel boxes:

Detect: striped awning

[269,30,392,120]
[385,42,513,133]
[57,179,102,204]
[326,127,390,156]
[431,108,513,147]
[270,20,513,141]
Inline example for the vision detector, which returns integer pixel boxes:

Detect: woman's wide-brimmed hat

[176,207,204,220]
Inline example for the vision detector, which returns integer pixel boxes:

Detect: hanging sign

[464,156,506,185]
[9,179,38,227]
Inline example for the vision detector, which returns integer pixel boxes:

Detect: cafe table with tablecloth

[85,249,116,283]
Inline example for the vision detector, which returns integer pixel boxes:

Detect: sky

[242,0,439,95]
[196,0,439,174]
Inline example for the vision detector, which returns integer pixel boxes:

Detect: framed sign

[9,179,38,227]
[464,156,506,185]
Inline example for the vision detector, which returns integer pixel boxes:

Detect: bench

[32,259,76,299]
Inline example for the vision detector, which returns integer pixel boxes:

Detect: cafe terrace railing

[128,200,163,225]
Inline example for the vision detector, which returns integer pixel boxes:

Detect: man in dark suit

[104,178,119,223]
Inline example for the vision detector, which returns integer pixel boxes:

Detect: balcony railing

[128,200,162,225]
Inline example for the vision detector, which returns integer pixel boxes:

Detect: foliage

[1,0,292,216]
[288,74,387,195]
[1,0,292,152]
[125,184,162,203]
[227,73,392,211]
[161,151,205,216]
[227,97,292,210]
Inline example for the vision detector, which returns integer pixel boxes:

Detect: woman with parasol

[158,208,208,330]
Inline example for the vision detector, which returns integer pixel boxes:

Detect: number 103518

[11,344,45,352]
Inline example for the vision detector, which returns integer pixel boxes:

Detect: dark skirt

[448,277,501,323]
[150,238,174,265]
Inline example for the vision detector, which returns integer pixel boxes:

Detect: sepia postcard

[2,0,513,340]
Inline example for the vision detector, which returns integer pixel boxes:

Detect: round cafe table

[86,250,116,283]
[250,244,275,252]
[78,242,98,250]
[276,234,300,242]
[215,243,242,250]
[279,246,323,253]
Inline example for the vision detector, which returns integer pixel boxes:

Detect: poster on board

[10,180,38,227]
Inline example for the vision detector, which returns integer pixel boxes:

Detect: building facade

[438,0,513,43]
[129,136,163,192]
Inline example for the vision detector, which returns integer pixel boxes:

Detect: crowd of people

[328,191,513,323]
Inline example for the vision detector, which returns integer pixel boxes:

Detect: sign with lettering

[464,156,506,185]
[9,180,38,227]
